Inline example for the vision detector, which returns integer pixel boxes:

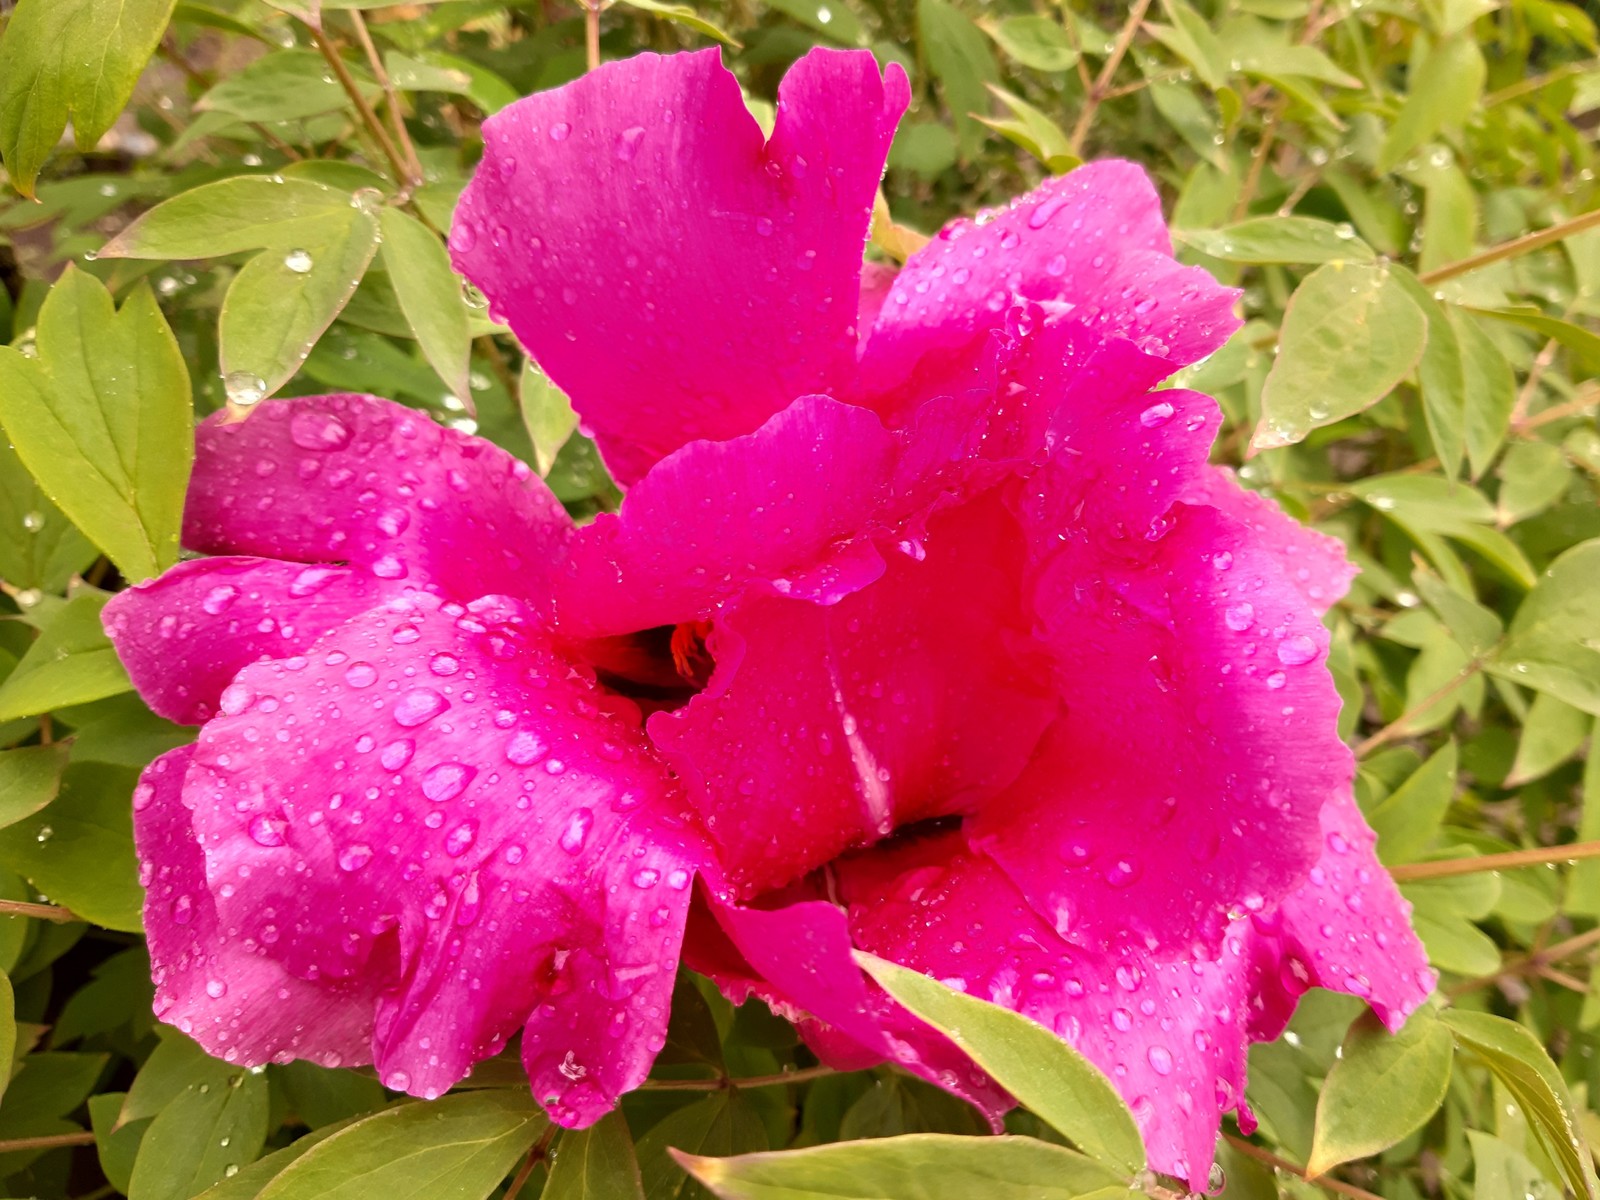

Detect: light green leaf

[121,1031,238,1127]
[1568,720,1600,915]
[382,50,520,113]
[919,0,1000,161]
[0,974,14,1109]
[378,207,471,401]
[519,360,580,477]
[1472,305,1600,364]
[1377,35,1486,174]
[1149,0,1229,89]
[1447,307,1516,479]
[975,86,1079,172]
[1176,216,1374,264]
[545,1112,644,1200]
[0,760,142,930]
[128,1068,270,1200]
[1441,1009,1600,1200]
[1367,740,1456,864]
[1487,539,1600,714]
[677,1135,1126,1200]
[0,592,131,722]
[0,437,97,593]
[617,0,742,46]
[99,176,359,260]
[0,745,69,831]
[981,15,1080,71]
[762,0,864,43]
[1251,263,1429,451]
[0,267,193,581]
[257,1091,546,1200]
[1508,692,1590,785]
[219,208,381,400]
[0,0,179,197]
[192,1120,360,1200]
[1391,266,1465,477]
[856,953,1144,1175]
[1306,1007,1452,1177]
[197,49,375,123]
[1497,440,1572,525]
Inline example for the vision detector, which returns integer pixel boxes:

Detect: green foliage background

[2,0,1600,1197]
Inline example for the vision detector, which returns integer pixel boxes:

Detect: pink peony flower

[106,46,1433,1187]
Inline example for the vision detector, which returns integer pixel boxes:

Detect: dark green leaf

[1487,539,1600,714]
[0,592,131,722]
[128,1067,270,1200]
[1176,216,1374,265]
[545,1112,645,1200]
[918,0,1000,161]
[378,207,471,401]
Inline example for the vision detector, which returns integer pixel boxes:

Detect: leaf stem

[1392,839,1600,883]
[1353,663,1483,757]
[506,1123,558,1199]
[0,1132,97,1152]
[0,899,78,923]
[1418,207,1600,286]
[584,0,602,72]
[346,10,425,186]
[309,26,415,192]
[1224,1135,1386,1200]
[638,1064,839,1092]
[1067,0,1153,157]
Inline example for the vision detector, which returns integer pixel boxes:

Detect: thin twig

[0,1132,97,1153]
[346,10,424,184]
[1419,207,1600,286]
[1392,839,1600,883]
[638,1064,839,1092]
[1223,1135,1386,1200]
[1514,383,1600,434]
[1512,335,1563,427]
[584,0,602,71]
[505,1122,558,1200]
[1486,60,1596,107]
[309,26,414,190]
[0,899,79,923]
[1354,664,1483,757]
[1234,101,1284,221]
[1067,0,1153,157]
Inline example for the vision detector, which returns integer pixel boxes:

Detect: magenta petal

[859,162,1240,397]
[103,557,384,723]
[1247,793,1435,1040]
[136,746,379,1068]
[651,493,1058,896]
[451,48,909,485]
[186,395,571,604]
[173,592,706,1114]
[555,396,897,638]
[971,503,1348,953]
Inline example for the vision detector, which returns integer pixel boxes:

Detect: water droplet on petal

[559,808,594,854]
[1277,634,1319,666]
[422,762,476,802]
[338,844,374,871]
[394,689,448,727]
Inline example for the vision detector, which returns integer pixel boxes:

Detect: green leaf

[0,744,68,830]
[0,267,193,581]
[1446,307,1516,479]
[981,15,1080,71]
[1149,0,1229,89]
[544,1112,644,1200]
[1391,266,1465,477]
[128,1068,270,1200]
[855,953,1145,1175]
[256,1091,547,1200]
[219,208,381,400]
[1377,35,1487,174]
[274,1062,384,1130]
[919,0,1000,161]
[519,361,580,477]
[975,86,1079,173]
[0,761,142,930]
[0,437,97,594]
[1306,1007,1452,1177]
[122,1032,237,1126]
[1441,1009,1600,1200]
[99,176,360,260]
[1507,691,1590,785]
[0,973,15,1108]
[761,0,865,44]
[1367,740,1457,864]
[1487,539,1600,714]
[1251,263,1429,451]
[676,1134,1127,1200]
[196,49,375,123]
[1176,216,1375,264]
[0,592,131,722]
[1472,305,1600,364]
[382,50,521,113]
[1497,440,1572,525]
[0,0,179,197]
[378,207,471,401]
[192,1120,359,1200]
[616,0,742,46]
[90,1092,150,1196]
[638,1091,770,1200]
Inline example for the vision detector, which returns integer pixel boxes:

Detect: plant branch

[638,1064,839,1092]
[584,0,602,71]
[1392,839,1600,883]
[1353,663,1482,757]
[506,1122,558,1199]
[309,26,414,190]
[1067,0,1153,157]
[1419,207,1600,286]
[346,9,424,184]
[0,899,79,923]
[0,1132,97,1152]
[1223,1135,1386,1200]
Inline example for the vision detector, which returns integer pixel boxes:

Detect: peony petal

[136,745,378,1069]
[650,492,1058,896]
[104,556,384,724]
[553,395,896,639]
[185,395,571,605]
[451,48,909,485]
[173,591,707,1118]
[1245,793,1435,1041]
[857,163,1239,400]
[969,501,1348,953]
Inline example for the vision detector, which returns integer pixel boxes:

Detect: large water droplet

[506,730,547,765]
[283,248,314,274]
[344,662,378,689]
[380,739,415,771]
[559,808,594,854]
[247,814,287,847]
[290,410,353,451]
[338,844,374,871]
[1277,634,1319,666]
[394,689,448,727]
[422,762,475,802]
[223,372,267,407]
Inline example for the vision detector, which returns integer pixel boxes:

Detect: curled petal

[170,592,707,1119]
[136,746,379,1069]
[452,48,908,485]
[185,395,571,605]
[104,557,383,724]
[651,492,1057,895]
[858,163,1240,398]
